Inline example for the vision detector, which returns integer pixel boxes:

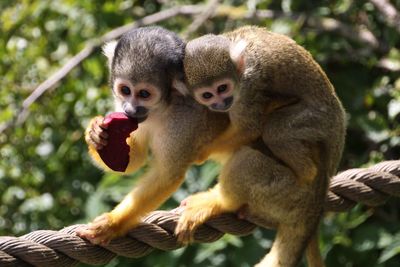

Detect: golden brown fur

[176,26,346,267]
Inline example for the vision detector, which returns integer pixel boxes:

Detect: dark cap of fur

[184,34,237,89]
[112,26,185,94]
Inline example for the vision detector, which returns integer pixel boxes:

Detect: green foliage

[0,0,399,266]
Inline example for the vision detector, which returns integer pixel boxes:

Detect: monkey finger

[92,123,109,139]
[86,233,110,245]
[91,140,104,151]
[86,135,104,150]
[75,225,88,237]
[90,129,108,147]
[77,215,115,244]
[94,116,108,130]
[88,135,106,150]
[76,226,100,243]
[92,122,108,139]
[99,130,109,139]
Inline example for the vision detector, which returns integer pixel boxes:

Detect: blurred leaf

[1,1,400,266]
[379,238,400,263]
[85,190,109,219]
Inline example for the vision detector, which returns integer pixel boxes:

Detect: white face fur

[112,77,162,121]
[193,78,236,112]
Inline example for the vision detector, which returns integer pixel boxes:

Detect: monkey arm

[196,124,251,163]
[261,109,323,185]
[199,96,299,161]
[76,161,188,244]
[78,124,195,244]
[108,165,187,235]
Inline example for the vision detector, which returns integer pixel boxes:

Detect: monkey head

[183,34,247,112]
[104,27,185,122]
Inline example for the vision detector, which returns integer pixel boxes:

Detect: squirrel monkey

[76,27,230,244]
[175,26,346,267]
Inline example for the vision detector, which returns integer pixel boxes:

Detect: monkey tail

[303,141,331,267]
[305,233,325,267]
[255,197,326,267]
[256,142,330,267]
[255,220,321,267]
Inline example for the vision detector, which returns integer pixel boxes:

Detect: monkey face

[113,78,162,123]
[103,27,185,123]
[192,78,235,112]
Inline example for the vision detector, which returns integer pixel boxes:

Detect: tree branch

[181,0,220,40]
[370,0,400,33]
[0,4,389,136]
[0,5,203,136]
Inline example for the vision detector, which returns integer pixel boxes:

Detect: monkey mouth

[124,113,148,123]
[209,96,234,112]
[135,115,148,123]
[210,106,232,112]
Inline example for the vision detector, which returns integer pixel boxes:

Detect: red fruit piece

[98,112,138,172]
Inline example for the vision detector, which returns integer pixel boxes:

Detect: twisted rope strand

[1,160,399,266]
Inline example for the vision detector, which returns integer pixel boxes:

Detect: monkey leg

[219,146,324,267]
[305,234,325,267]
[238,205,325,267]
[76,165,187,244]
[266,140,320,185]
[175,184,232,244]
[175,151,250,244]
[260,102,336,186]
[255,222,318,267]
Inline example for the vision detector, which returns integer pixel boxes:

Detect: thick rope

[1,160,399,266]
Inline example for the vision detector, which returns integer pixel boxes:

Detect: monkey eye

[202,92,213,99]
[138,89,151,99]
[120,86,131,96]
[217,84,228,93]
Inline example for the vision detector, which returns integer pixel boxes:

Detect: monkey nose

[123,107,137,118]
[123,106,149,123]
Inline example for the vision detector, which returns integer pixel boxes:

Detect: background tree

[0,0,399,266]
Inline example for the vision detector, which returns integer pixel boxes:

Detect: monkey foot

[175,193,222,244]
[76,213,122,245]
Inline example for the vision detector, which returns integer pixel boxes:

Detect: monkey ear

[102,40,118,68]
[172,78,189,96]
[229,39,247,76]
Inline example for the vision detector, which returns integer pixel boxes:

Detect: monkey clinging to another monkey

[78,25,345,267]
[175,26,346,267]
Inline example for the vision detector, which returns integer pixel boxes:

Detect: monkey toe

[179,196,193,207]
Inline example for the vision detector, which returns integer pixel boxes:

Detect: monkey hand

[175,191,222,244]
[86,113,138,172]
[85,116,109,150]
[76,212,129,245]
